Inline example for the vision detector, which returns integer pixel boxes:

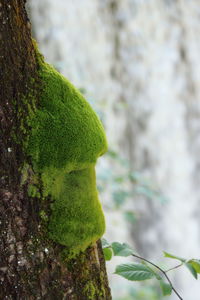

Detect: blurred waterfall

[28,1,200,299]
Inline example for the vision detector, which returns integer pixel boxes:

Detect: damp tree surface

[0,1,111,299]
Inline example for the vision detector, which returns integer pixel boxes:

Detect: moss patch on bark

[26,46,107,256]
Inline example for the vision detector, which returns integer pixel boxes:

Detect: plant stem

[132,254,183,300]
[165,263,183,273]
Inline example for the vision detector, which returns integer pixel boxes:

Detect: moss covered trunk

[0,1,111,299]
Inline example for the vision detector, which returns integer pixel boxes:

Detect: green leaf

[134,186,155,199]
[115,263,155,281]
[101,238,110,249]
[112,190,130,207]
[184,262,198,279]
[107,149,118,159]
[188,259,200,274]
[103,247,113,261]
[159,280,172,296]
[114,176,124,183]
[163,252,185,262]
[112,242,134,257]
[142,263,161,281]
[123,211,136,224]
[129,171,142,183]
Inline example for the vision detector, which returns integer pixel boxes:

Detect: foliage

[115,284,163,300]
[102,239,200,299]
[115,263,155,281]
[96,148,168,229]
[125,286,162,300]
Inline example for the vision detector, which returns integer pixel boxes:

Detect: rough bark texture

[0,1,111,299]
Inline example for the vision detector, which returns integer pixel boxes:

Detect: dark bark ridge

[0,1,111,299]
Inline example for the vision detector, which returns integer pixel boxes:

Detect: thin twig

[165,263,183,273]
[132,254,183,300]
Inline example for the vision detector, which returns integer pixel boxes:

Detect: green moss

[99,271,106,297]
[20,163,29,185]
[82,274,106,299]
[39,210,48,222]
[48,166,105,254]
[28,184,40,198]
[83,281,96,299]
[27,57,107,171]
[26,46,108,255]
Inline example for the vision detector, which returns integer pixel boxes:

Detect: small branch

[165,263,183,273]
[132,254,183,300]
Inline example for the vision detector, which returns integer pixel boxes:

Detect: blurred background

[27,1,200,299]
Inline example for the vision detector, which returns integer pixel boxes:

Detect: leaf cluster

[102,239,200,299]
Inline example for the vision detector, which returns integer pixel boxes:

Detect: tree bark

[0,1,111,299]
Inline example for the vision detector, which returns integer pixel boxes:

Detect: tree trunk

[0,1,111,299]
